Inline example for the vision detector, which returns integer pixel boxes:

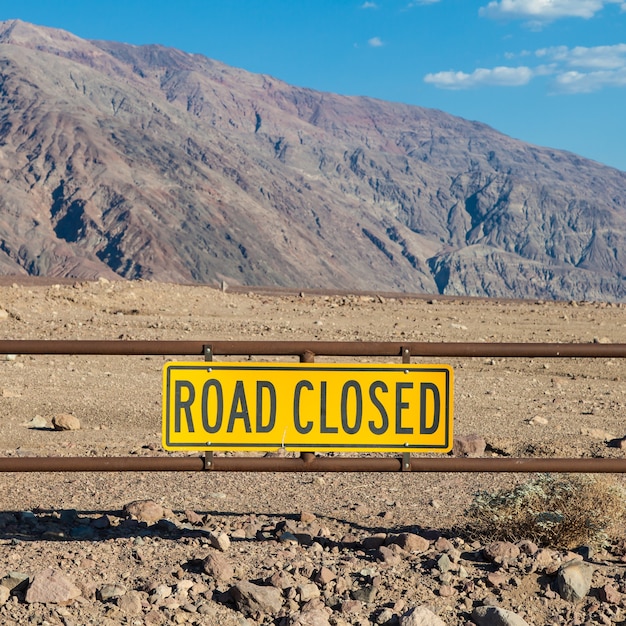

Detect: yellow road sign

[163,362,453,453]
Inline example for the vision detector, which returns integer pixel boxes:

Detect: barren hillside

[2,20,626,300]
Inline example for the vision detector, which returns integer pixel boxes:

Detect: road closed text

[162,363,453,453]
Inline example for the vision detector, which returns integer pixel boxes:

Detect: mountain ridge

[1,19,626,300]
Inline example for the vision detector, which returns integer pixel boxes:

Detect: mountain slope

[1,19,626,300]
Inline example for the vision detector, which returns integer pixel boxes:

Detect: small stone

[377,607,394,624]
[25,569,82,604]
[52,413,81,431]
[288,608,331,626]
[388,532,429,553]
[487,572,508,588]
[123,500,164,525]
[340,599,362,614]
[438,584,456,597]
[299,583,320,602]
[1,572,30,593]
[270,570,296,590]
[453,434,486,457]
[209,531,231,552]
[117,590,143,614]
[437,554,453,574]
[300,511,316,524]
[600,583,622,604]
[472,605,530,626]
[362,533,387,550]
[97,584,127,602]
[557,560,593,602]
[377,545,402,566]
[23,415,48,429]
[315,567,336,586]
[202,552,233,581]
[184,509,204,525]
[352,585,377,603]
[483,541,520,564]
[400,605,446,625]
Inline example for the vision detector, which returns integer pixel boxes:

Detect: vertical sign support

[402,346,412,472]
[204,344,214,470]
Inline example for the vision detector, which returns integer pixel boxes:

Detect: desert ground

[1,278,626,625]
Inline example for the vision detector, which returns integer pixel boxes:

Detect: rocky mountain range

[1,19,626,301]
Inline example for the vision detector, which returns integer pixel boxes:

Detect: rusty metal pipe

[2,340,626,358]
[1,456,626,473]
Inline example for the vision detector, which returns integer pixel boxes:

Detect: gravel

[1,279,626,624]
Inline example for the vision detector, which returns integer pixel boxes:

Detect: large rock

[25,569,82,604]
[231,581,283,615]
[52,413,81,431]
[557,560,593,602]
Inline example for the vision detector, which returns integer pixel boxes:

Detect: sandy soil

[1,278,626,625]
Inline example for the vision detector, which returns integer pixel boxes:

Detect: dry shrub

[464,473,626,549]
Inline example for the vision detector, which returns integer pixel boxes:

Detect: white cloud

[555,68,626,92]
[360,2,378,8]
[424,66,534,89]
[424,43,626,93]
[537,43,626,69]
[480,0,622,21]
[368,36,384,47]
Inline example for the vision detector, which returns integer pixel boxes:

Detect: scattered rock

[0,585,10,606]
[123,500,164,525]
[453,434,486,457]
[202,552,234,581]
[52,413,81,431]
[1,572,30,593]
[472,605,530,626]
[315,566,336,586]
[288,608,331,626]
[231,581,283,615]
[97,584,127,602]
[557,560,593,602]
[483,541,520,564]
[25,569,82,604]
[209,531,231,552]
[400,605,446,625]
[388,532,430,553]
[299,582,320,602]
[23,415,48,429]
[118,590,144,614]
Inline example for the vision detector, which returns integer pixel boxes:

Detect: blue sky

[3,0,626,171]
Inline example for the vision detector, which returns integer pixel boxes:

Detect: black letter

[174,380,195,433]
[420,382,440,435]
[320,381,338,433]
[293,380,314,434]
[227,380,252,433]
[395,382,414,435]
[256,381,276,433]
[341,381,362,435]
[368,381,389,435]
[201,379,223,434]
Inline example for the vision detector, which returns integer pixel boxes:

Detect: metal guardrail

[1,339,626,473]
